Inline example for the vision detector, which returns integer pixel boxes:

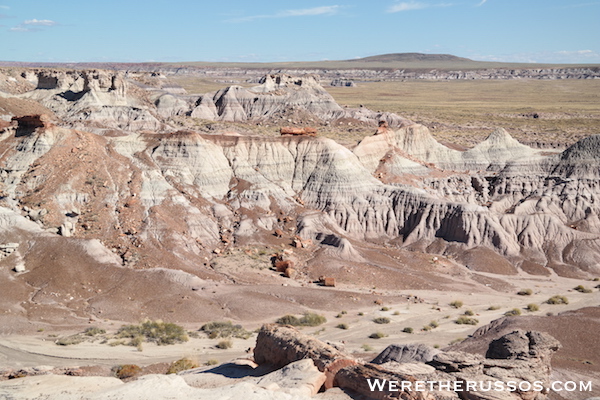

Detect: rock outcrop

[372,344,440,364]
[187,74,410,127]
[16,69,165,133]
[253,324,561,400]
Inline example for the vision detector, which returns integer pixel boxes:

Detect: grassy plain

[171,74,600,148]
[328,79,600,147]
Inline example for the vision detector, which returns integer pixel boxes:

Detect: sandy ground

[1,270,597,371]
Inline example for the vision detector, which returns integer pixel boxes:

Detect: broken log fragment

[280,126,317,137]
[274,259,294,273]
[318,276,336,287]
[375,120,389,135]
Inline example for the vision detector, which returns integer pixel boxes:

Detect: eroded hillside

[0,68,599,332]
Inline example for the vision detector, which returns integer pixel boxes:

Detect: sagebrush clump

[55,334,84,346]
[373,317,391,324]
[216,339,232,349]
[574,285,592,293]
[449,300,463,308]
[504,308,522,316]
[84,327,106,336]
[117,320,188,345]
[369,331,387,339]
[200,321,251,339]
[275,312,326,327]
[546,295,569,305]
[455,316,479,325]
[167,358,199,374]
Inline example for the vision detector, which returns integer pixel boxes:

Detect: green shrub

[504,308,522,316]
[487,305,500,311]
[275,313,326,327]
[205,359,219,366]
[84,327,106,336]
[393,311,400,316]
[546,295,569,305]
[55,335,84,346]
[336,323,349,330]
[113,364,141,380]
[422,325,432,332]
[429,320,439,328]
[117,320,188,345]
[200,321,251,339]
[526,303,539,312]
[216,339,232,349]
[517,289,532,296]
[464,310,475,316]
[167,358,199,374]
[358,312,364,316]
[129,335,144,351]
[455,316,479,325]
[369,331,387,339]
[402,327,413,334]
[361,344,374,351]
[373,317,391,324]
[449,300,463,309]
[380,307,390,311]
[574,285,592,293]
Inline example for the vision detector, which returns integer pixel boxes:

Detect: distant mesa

[346,52,473,63]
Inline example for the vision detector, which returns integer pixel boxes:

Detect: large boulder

[486,330,560,360]
[372,344,440,364]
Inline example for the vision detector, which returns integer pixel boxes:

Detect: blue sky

[1,0,599,63]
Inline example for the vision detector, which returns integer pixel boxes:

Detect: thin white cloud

[24,18,57,26]
[9,18,59,32]
[0,5,9,9]
[280,6,341,17]
[387,1,452,13]
[229,5,343,22]
[476,0,487,6]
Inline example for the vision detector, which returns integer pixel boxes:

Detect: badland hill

[0,64,599,399]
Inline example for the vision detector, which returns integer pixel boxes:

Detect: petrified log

[254,324,357,389]
[280,126,317,136]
